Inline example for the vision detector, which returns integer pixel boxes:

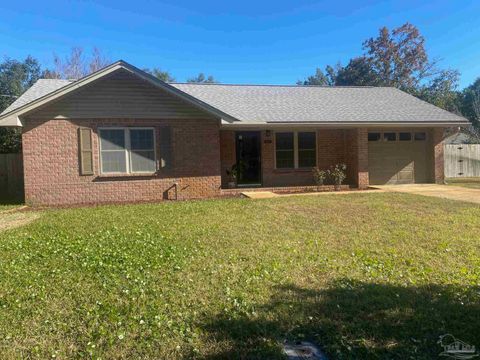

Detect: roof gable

[0,60,238,126]
[27,70,216,120]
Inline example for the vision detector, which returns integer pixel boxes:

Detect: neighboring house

[0,61,470,206]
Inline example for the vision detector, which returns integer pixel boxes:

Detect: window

[298,132,316,167]
[399,132,412,141]
[99,128,156,174]
[414,132,426,141]
[100,129,127,173]
[275,131,316,169]
[383,132,397,141]
[368,132,381,141]
[130,129,156,172]
[275,132,294,168]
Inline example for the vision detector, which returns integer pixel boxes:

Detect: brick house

[0,61,469,206]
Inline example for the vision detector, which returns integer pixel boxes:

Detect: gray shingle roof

[171,83,467,124]
[1,79,73,115]
[1,76,469,125]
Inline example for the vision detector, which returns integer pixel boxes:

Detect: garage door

[368,131,429,185]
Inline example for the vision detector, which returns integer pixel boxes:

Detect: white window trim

[274,130,317,169]
[98,127,157,174]
[368,131,428,143]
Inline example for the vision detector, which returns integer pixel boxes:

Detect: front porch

[219,127,369,190]
[219,126,445,190]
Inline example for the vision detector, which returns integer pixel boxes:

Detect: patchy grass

[0,212,39,231]
[446,177,480,189]
[0,193,479,359]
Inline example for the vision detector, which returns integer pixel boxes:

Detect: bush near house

[0,193,479,359]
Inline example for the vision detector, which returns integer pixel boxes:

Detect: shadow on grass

[199,280,480,359]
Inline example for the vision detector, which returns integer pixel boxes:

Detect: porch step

[240,191,280,199]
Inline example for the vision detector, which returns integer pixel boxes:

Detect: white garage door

[368,131,430,185]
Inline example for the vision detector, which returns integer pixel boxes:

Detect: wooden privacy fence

[444,144,480,178]
[0,153,24,199]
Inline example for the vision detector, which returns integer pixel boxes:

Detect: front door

[235,131,261,186]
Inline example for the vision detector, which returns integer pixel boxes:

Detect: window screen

[130,129,156,172]
[298,132,316,167]
[100,129,127,173]
[275,132,294,168]
[99,128,156,174]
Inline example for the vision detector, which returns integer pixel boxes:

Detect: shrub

[312,167,327,186]
[329,163,347,186]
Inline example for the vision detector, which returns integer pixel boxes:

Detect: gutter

[220,121,471,129]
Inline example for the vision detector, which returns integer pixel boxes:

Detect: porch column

[432,127,445,184]
[356,128,369,189]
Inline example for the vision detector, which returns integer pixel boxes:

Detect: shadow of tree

[199,279,480,359]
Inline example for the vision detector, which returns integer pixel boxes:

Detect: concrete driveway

[374,184,480,204]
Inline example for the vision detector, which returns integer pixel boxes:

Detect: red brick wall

[22,118,222,206]
[355,128,369,189]
[344,128,369,189]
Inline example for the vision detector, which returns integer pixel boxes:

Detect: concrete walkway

[373,184,480,204]
[241,189,382,199]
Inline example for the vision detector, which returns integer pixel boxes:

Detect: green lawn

[446,177,480,189]
[0,193,479,359]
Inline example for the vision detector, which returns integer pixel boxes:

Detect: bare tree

[89,47,110,74]
[49,47,111,80]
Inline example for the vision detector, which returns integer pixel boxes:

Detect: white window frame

[274,130,317,169]
[367,131,428,143]
[99,127,156,174]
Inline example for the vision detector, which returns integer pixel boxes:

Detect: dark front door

[236,131,261,186]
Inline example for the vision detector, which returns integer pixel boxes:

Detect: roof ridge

[171,83,389,88]
[37,78,74,82]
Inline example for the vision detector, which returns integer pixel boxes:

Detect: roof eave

[220,120,471,128]
[0,115,22,127]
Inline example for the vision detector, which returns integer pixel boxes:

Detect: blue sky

[0,0,479,87]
